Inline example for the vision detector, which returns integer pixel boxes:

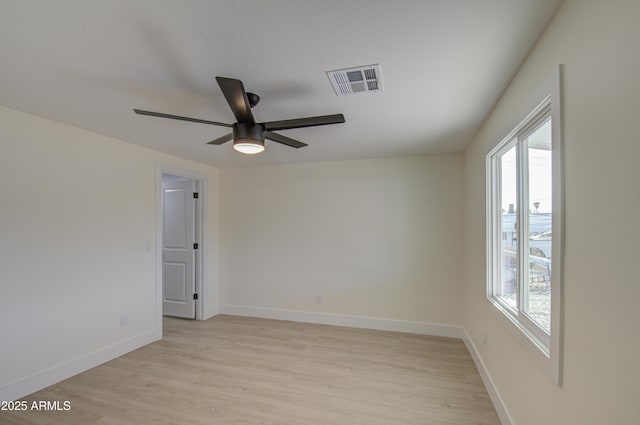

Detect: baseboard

[462,329,514,425]
[219,305,464,339]
[202,304,219,321]
[0,327,161,402]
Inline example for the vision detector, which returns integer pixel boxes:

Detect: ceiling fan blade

[133,109,232,127]
[265,131,308,148]
[215,77,255,125]
[207,133,233,145]
[263,114,345,131]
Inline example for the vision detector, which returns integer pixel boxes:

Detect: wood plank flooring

[2,315,500,425]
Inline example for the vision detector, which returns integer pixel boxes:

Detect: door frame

[155,162,207,325]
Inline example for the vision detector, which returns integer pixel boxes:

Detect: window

[486,68,563,385]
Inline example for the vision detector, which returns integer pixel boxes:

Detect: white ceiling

[0,0,562,168]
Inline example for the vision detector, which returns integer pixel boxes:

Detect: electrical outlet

[315,295,322,305]
[120,315,128,328]
[145,240,152,252]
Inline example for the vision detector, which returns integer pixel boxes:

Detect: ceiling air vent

[326,64,383,96]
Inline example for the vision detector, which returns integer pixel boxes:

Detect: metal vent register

[327,64,383,96]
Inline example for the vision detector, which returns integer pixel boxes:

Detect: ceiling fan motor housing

[233,122,265,142]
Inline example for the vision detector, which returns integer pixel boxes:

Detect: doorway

[161,172,202,320]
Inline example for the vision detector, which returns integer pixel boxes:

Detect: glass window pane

[499,145,517,309]
[525,119,552,332]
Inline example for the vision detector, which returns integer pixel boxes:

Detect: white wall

[0,105,220,400]
[220,155,464,326]
[462,1,640,424]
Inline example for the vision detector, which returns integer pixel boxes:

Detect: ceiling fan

[134,77,345,154]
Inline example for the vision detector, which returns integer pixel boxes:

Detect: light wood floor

[3,315,500,425]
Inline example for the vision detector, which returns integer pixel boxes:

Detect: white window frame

[486,66,564,386]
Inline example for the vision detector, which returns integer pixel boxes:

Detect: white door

[162,178,196,318]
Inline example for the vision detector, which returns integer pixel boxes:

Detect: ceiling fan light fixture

[232,122,265,154]
[233,139,265,154]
